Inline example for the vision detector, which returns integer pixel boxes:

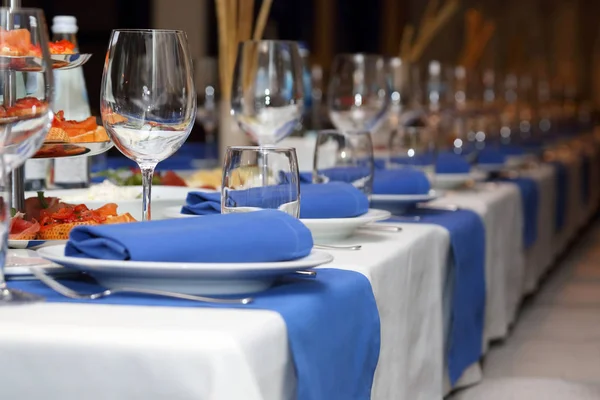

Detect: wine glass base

[0,287,45,304]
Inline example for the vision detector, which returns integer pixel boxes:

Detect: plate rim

[371,189,443,202]
[37,245,334,272]
[300,208,391,225]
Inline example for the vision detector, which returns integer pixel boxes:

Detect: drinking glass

[101,29,196,221]
[328,54,390,133]
[221,146,300,217]
[0,8,54,304]
[388,125,437,184]
[231,40,304,146]
[313,130,374,197]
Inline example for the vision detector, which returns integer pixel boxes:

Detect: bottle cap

[52,16,78,34]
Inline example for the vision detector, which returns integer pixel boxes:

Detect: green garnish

[10,207,16,217]
[37,191,48,209]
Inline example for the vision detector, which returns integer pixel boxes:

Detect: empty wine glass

[389,125,437,184]
[313,130,374,197]
[101,29,196,221]
[231,40,304,146]
[221,146,300,217]
[328,54,390,133]
[0,8,54,303]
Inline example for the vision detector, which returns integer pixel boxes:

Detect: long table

[1,136,599,400]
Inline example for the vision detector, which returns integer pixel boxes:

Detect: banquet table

[1,136,600,400]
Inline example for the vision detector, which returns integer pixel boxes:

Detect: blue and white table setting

[1,126,600,400]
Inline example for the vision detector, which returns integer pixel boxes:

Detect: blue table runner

[10,268,381,400]
[494,177,539,249]
[387,208,486,385]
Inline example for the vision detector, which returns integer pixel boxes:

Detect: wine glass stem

[0,167,11,291]
[140,164,156,221]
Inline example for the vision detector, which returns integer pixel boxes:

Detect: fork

[29,267,254,305]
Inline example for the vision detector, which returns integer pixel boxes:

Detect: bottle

[49,16,92,189]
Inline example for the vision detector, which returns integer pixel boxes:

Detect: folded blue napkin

[10,269,381,400]
[550,161,568,232]
[183,183,369,219]
[386,209,486,385]
[477,147,506,165]
[65,210,313,262]
[373,168,431,195]
[494,176,539,249]
[389,153,435,167]
[436,152,471,174]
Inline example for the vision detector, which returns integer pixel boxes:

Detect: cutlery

[294,270,317,277]
[314,244,362,251]
[358,224,402,232]
[29,267,253,305]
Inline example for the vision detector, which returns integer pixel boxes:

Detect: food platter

[33,140,113,158]
[0,53,93,71]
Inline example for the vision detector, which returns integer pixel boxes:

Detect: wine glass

[221,146,300,217]
[327,54,391,133]
[313,130,374,197]
[0,8,54,303]
[101,29,196,221]
[231,40,304,146]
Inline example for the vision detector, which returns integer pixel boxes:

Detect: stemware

[231,40,304,146]
[0,7,54,303]
[101,29,196,221]
[313,130,374,197]
[221,146,300,217]
[328,54,390,133]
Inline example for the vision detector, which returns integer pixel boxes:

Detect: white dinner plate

[301,209,391,242]
[4,249,74,279]
[37,245,334,295]
[433,170,488,190]
[370,190,443,214]
[160,206,391,242]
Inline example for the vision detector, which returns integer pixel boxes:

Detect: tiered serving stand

[3,0,112,212]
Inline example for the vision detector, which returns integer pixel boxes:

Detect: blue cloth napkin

[436,152,471,174]
[9,268,381,400]
[386,209,486,385]
[183,183,369,219]
[581,154,591,206]
[65,210,313,262]
[550,161,568,232]
[477,147,506,165]
[494,177,539,249]
[373,168,431,195]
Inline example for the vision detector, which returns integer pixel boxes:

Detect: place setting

[2,27,342,302]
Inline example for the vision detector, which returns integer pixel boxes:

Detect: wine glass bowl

[101,29,196,221]
[230,40,304,146]
[327,53,390,133]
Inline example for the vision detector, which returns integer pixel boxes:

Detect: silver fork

[29,267,253,305]
[314,244,362,251]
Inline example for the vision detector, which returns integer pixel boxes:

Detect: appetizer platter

[0,29,92,71]
[9,191,136,249]
[33,109,113,158]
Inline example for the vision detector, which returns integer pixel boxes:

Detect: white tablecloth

[1,141,599,400]
[0,225,450,400]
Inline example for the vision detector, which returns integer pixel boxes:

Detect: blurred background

[24,0,600,143]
